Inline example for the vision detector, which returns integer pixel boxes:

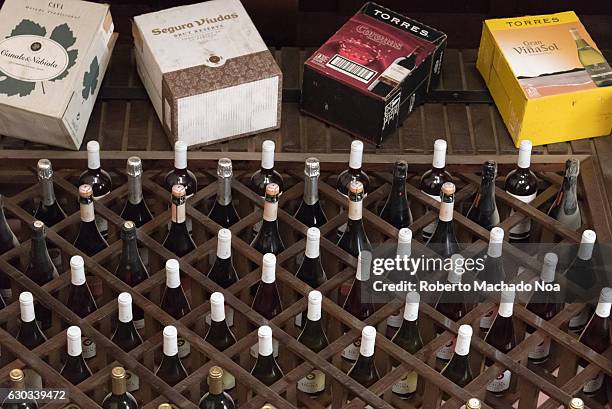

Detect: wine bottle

[426,182,461,258]
[205,292,236,391]
[115,221,149,330]
[467,160,499,231]
[251,326,283,386]
[435,254,467,363]
[17,292,46,389]
[369,47,420,97]
[121,156,153,228]
[164,141,197,234]
[34,159,66,228]
[548,159,581,230]
[441,325,474,398]
[576,287,611,397]
[251,183,285,256]
[504,140,538,243]
[338,181,372,257]
[464,398,481,409]
[347,326,380,388]
[483,290,516,396]
[297,290,329,396]
[3,369,38,409]
[73,184,108,299]
[101,367,138,409]
[161,259,191,358]
[295,228,327,328]
[569,28,612,87]
[250,140,284,197]
[156,325,188,386]
[208,158,240,228]
[564,229,597,334]
[206,229,237,327]
[0,194,18,300]
[390,291,423,399]
[78,141,112,239]
[342,251,374,362]
[380,160,412,229]
[163,185,196,258]
[198,366,235,409]
[112,293,142,392]
[525,253,560,364]
[25,221,57,330]
[337,140,370,197]
[61,326,92,384]
[66,256,97,359]
[251,254,282,357]
[569,397,584,409]
[386,228,416,334]
[478,227,506,334]
[420,139,451,241]
[295,158,327,228]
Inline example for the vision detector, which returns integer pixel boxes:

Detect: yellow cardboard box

[476,11,612,147]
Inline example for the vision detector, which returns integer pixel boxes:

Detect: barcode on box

[326,55,376,83]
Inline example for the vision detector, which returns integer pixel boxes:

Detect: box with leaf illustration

[0,0,117,150]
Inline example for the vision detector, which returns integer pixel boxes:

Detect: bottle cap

[397,228,412,258]
[569,398,584,409]
[569,28,581,40]
[356,250,372,281]
[482,160,497,177]
[432,139,447,168]
[172,184,186,198]
[118,292,133,323]
[517,140,532,169]
[441,182,455,196]
[79,184,93,199]
[70,255,86,286]
[261,253,276,284]
[165,259,181,288]
[307,290,322,321]
[261,140,275,169]
[455,324,473,356]
[32,220,45,234]
[265,183,280,197]
[210,292,225,322]
[304,158,320,178]
[403,291,420,321]
[112,366,126,380]
[174,141,188,169]
[349,180,364,195]
[67,326,82,356]
[566,158,579,177]
[541,252,558,283]
[447,254,464,284]
[581,229,596,244]
[87,141,101,169]
[217,158,233,178]
[488,227,504,258]
[466,398,481,409]
[349,140,364,169]
[126,157,143,178]
[208,366,224,394]
[19,292,35,323]
[599,287,612,303]
[596,287,612,318]
[9,369,24,382]
[258,325,273,356]
[393,160,408,178]
[216,228,232,260]
[163,325,178,356]
[121,220,136,237]
[359,325,376,357]
[158,405,172,409]
[305,227,320,259]
[37,159,53,180]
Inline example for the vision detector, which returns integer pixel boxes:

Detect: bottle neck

[391,176,407,197]
[121,235,140,264]
[31,234,51,265]
[217,176,232,206]
[577,241,594,261]
[208,376,224,395]
[575,38,589,49]
[263,201,278,222]
[40,179,57,206]
[438,200,454,222]
[348,199,363,221]
[112,376,127,395]
[303,176,319,206]
[128,174,144,205]
[172,201,186,224]
[559,175,579,210]
[80,200,95,223]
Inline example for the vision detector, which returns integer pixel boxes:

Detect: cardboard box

[477,11,612,147]
[300,2,447,146]
[0,0,116,150]
[133,0,282,148]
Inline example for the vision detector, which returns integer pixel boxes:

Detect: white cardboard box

[133,0,282,148]
[0,0,117,150]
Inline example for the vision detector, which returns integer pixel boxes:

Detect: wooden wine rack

[0,150,609,409]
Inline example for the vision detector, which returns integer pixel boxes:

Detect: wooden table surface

[0,44,610,209]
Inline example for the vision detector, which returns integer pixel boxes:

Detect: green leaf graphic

[9,19,46,37]
[51,48,78,82]
[82,57,100,100]
[0,73,36,96]
[50,23,76,49]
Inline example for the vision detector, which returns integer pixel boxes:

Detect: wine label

[126,369,140,392]
[0,288,12,300]
[24,368,43,389]
[567,304,591,333]
[298,369,325,394]
[178,337,190,358]
[421,192,440,237]
[525,332,551,360]
[222,370,236,391]
[386,313,403,328]
[578,366,604,393]
[486,369,511,393]
[479,308,497,332]
[507,192,537,238]
[133,318,145,330]
[250,338,279,358]
[205,306,235,327]
[436,338,455,361]
[88,276,103,299]
[341,339,361,361]
[82,336,96,359]
[391,367,418,395]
